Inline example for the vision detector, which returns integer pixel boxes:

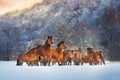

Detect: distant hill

[0,0,120,61]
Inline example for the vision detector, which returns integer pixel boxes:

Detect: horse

[83,48,95,65]
[37,36,53,66]
[63,48,83,65]
[51,41,66,65]
[17,36,53,66]
[93,51,105,65]
[63,50,74,65]
[16,48,38,66]
[73,50,83,65]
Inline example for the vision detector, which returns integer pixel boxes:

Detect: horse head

[57,41,66,49]
[45,36,53,46]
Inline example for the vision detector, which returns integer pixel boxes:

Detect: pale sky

[0,0,43,15]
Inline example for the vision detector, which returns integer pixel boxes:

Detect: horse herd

[17,36,105,66]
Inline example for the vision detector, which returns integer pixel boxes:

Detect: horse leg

[80,59,83,65]
[89,59,93,65]
[34,60,39,66]
[100,59,102,65]
[43,60,47,66]
[48,61,50,66]
[51,59,54,65]
[39,57,43,66]
[31,61,36,66]
[62,59,65,65]
[81,61,83,65]
[70,59,72,66]
[52,59,57,65]
[19,60,23,66]
[47,57,51,66]
[40,60,43,66]
[68,58,71,65]
[57,59,61,66]
[89,62,92,65]
[35,56,40,66]
[66,60,68,65]
[75,58,79,65]
[61,59,65,66]
[16,59,21,66]
[58,62,63,66]
[27,61,31,66]
[57,60,60,65]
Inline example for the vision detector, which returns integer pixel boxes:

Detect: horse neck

[56,47,62,53]
[43,42,51,50]
[88,51,94,54]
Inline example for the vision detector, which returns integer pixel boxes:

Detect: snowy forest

[0,0,120,61]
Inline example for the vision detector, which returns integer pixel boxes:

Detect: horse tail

[99,53,105,65]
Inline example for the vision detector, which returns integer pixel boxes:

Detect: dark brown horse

[93,51,105,65]
[51,41,66,65]
[37,36,53,66]
[17,48,38,66]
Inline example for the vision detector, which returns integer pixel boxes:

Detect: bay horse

[51,41,66,65]
[17,36,53,66]
[37,36,53,66]
[73,49,83,65]
[16,48,38,66]
[93,51,105,65]
[83,48,95,65]
[63,50,74,65]
[63,48,83,65]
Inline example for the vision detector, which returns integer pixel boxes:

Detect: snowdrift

[0,61,120,80]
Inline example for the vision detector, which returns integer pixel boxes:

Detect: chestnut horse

[93,51,105,65]
[37,36,53,66]
[51,41,66,65]
[17,48,38,66]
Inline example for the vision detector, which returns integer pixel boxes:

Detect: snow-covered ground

[0,61,120,80]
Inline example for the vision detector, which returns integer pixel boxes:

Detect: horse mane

[25,47,36,54]
[43,41,49,49]
[56,41,65,53]
[26,44,43,54]
[57,41,64,47]
[36,44,42,48]
[44,39,49,45]
[44,38,52,49]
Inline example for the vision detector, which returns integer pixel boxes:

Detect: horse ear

[61,41,64,43]
[63,39,65,43]
[49,36,52,38]
[48,36,50,38]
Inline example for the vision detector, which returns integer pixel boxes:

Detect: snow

[0,61,120,80]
